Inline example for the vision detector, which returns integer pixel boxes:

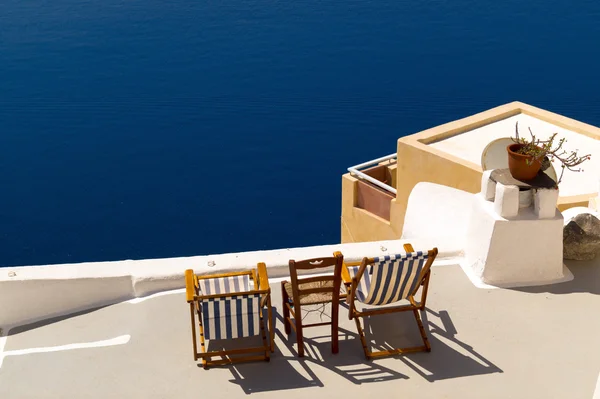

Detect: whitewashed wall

[0,236,462,329]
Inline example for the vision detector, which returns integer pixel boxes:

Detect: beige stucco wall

[341,159,403,243]
[341,173,397,243]
[387,162,397,189]
[341,101,600,243]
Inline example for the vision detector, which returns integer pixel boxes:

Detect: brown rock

[563,213,600,260]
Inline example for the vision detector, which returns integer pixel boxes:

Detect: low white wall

[401,182,475,250]
[0,237,462,329]
[466,194,566,286]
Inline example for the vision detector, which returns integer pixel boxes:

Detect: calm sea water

[1,0,599,267]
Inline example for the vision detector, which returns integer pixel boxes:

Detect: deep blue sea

[1,0,599,267]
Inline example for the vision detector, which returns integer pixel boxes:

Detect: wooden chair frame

[281,253,343,357]
[185,264,274,369]
[339,244,438,360]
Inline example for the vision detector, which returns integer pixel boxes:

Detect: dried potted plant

[507,121,591,183]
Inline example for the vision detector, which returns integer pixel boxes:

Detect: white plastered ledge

[0,236,461,329]
[402,182,574,289]
[429,113,600,197]
[401,182,474,249]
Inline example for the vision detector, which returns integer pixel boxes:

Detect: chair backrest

[288,254,343,308]
[348,251,433,306]
[199,274,250,295]
[201,293,262,340]
[195,272,261,340]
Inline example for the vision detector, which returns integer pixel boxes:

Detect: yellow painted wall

[341,174,400,243]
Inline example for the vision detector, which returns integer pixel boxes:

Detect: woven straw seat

[284,280,334,305]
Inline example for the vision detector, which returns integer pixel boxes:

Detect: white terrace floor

[1,260,600,399]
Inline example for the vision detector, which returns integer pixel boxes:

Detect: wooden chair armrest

[341,264,351,285]
[334,251,353,285]
[344,260,363,266]
[185,269,195,303]
[257,262,270,291]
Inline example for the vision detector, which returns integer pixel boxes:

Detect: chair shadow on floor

[226,338,324,395]
[225,306,502,393]
[225,307,322,394]
[392,308,502,382]
[339,301,502,382]
[337,297,502,380]
[282,326,410,385]
[226,308,407,394]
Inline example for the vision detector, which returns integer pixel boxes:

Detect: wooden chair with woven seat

[338,244,438,359]
[281,253,343,357]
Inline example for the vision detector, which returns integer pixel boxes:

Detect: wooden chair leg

[198,315,209,369]
[294,315,304,357]
[260,308,270,361]
[189,303,198,361]
[295,316,304,357]
[267,296,274,352]
[413,309,431,352]
[281,281,291,335]
[354,317,371,360]
[420,272,431,310]
[331,301,339,354]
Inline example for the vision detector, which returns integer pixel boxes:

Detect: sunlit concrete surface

[1,261,599,399]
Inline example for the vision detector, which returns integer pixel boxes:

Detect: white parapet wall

[0,237,462,330]
[401,182,475,247]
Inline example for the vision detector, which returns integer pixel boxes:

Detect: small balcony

[348,154,397,221]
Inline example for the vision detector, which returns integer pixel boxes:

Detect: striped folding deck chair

[185,264,274,369]
[337,244,438,359]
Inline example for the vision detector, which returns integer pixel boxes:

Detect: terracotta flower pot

[507,144,542,181]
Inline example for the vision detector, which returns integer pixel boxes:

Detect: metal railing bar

[347,153,397,195]
[348,153,397,170]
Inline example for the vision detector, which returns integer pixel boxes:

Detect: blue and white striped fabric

[199,275,250,296]
[347,252,428,306]
[201,293,262,340]
[199,274,261,340]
